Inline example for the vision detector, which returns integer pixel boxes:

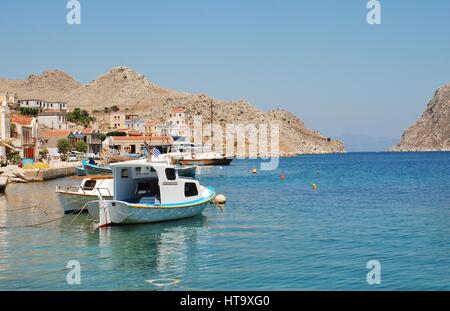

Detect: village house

[144,120,159,136]
[0,100,12,159]
[10,115,39,160]
[102,135,173,156]
[81,128,103,154]
[125,117,145,133]
[109,112,126,129]
[18,100,67,112]
[0,92,18,105]
[40,129,73,158]
[37,109,68,130]
[157,107,190,138]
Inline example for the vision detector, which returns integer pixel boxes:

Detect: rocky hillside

[0,67,344,155]
[392,83,450,152]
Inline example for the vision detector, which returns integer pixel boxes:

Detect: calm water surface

[0,152,449,290]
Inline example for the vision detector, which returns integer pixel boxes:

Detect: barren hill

[392,83,450,152]
[0,67,345,155]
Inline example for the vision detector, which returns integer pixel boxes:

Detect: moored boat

[82,160,112,175]
[85,160,215,226]
[56,176,114,213]
[166,141,233,166]
[74,166,87,176]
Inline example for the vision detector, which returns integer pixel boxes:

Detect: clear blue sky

[1,0,449,139]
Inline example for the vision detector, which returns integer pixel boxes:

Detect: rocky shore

[391,83,450,152]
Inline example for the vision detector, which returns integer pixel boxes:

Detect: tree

[68,108,95,126]
[98,133,107,142]
[20,107,39,117]
[110,105,120,112]
[106,131,127,137]
[57,139,71,156]
[75,141,88,153]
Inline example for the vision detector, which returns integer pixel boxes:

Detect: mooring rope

[67,202,90,227]
[0,215,65,229]
[0,205,39,213]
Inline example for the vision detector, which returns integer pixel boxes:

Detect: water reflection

[0,177,208,290]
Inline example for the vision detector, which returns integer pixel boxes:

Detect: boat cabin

[109,161,203,205]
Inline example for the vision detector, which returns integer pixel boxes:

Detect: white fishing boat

[56,176,114,213]
[85,160,215,227]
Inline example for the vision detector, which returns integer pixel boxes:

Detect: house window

[184,183,198,197]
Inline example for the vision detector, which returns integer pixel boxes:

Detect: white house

[125,118,145,133]
[0,100,12,158]
[19,100,67,111]
[157,108,190,138]
[18,99,46,110]
[37,109,68,130]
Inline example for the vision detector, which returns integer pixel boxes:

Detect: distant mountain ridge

[0,66,345,155]
[392,83,450,152]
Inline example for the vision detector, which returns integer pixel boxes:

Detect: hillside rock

[0,67,345,155]
[392,84,450,152]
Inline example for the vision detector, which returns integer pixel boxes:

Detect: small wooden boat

[56,176,113,213]
[85,160,215,227]
[82,160,112,175]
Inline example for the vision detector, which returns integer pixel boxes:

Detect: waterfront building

[0,100,12,158]
[10,115,38,160]
[102,135,173,156]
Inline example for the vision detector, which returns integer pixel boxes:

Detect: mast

[210,99,213,150]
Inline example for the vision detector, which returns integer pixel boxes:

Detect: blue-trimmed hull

[87,187,215,225]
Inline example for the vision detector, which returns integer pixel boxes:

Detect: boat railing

[56,185,112,197]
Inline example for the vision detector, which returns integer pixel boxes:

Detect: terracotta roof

[128,131,143,136]
[144,120,159,126]
[171,107,185,113]
[41,130,72,138]
[110,135,173,144]
[38,109,67,116]
[11,115,33,126]
[82,128,94,134]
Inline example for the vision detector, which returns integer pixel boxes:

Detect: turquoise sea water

[0,152,449,290]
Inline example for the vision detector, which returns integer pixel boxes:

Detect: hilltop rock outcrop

[392,83,450,152]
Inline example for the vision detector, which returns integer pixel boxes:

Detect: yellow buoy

[215,194,227,204]
[312,183,318,191]
[252,167,257,175]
